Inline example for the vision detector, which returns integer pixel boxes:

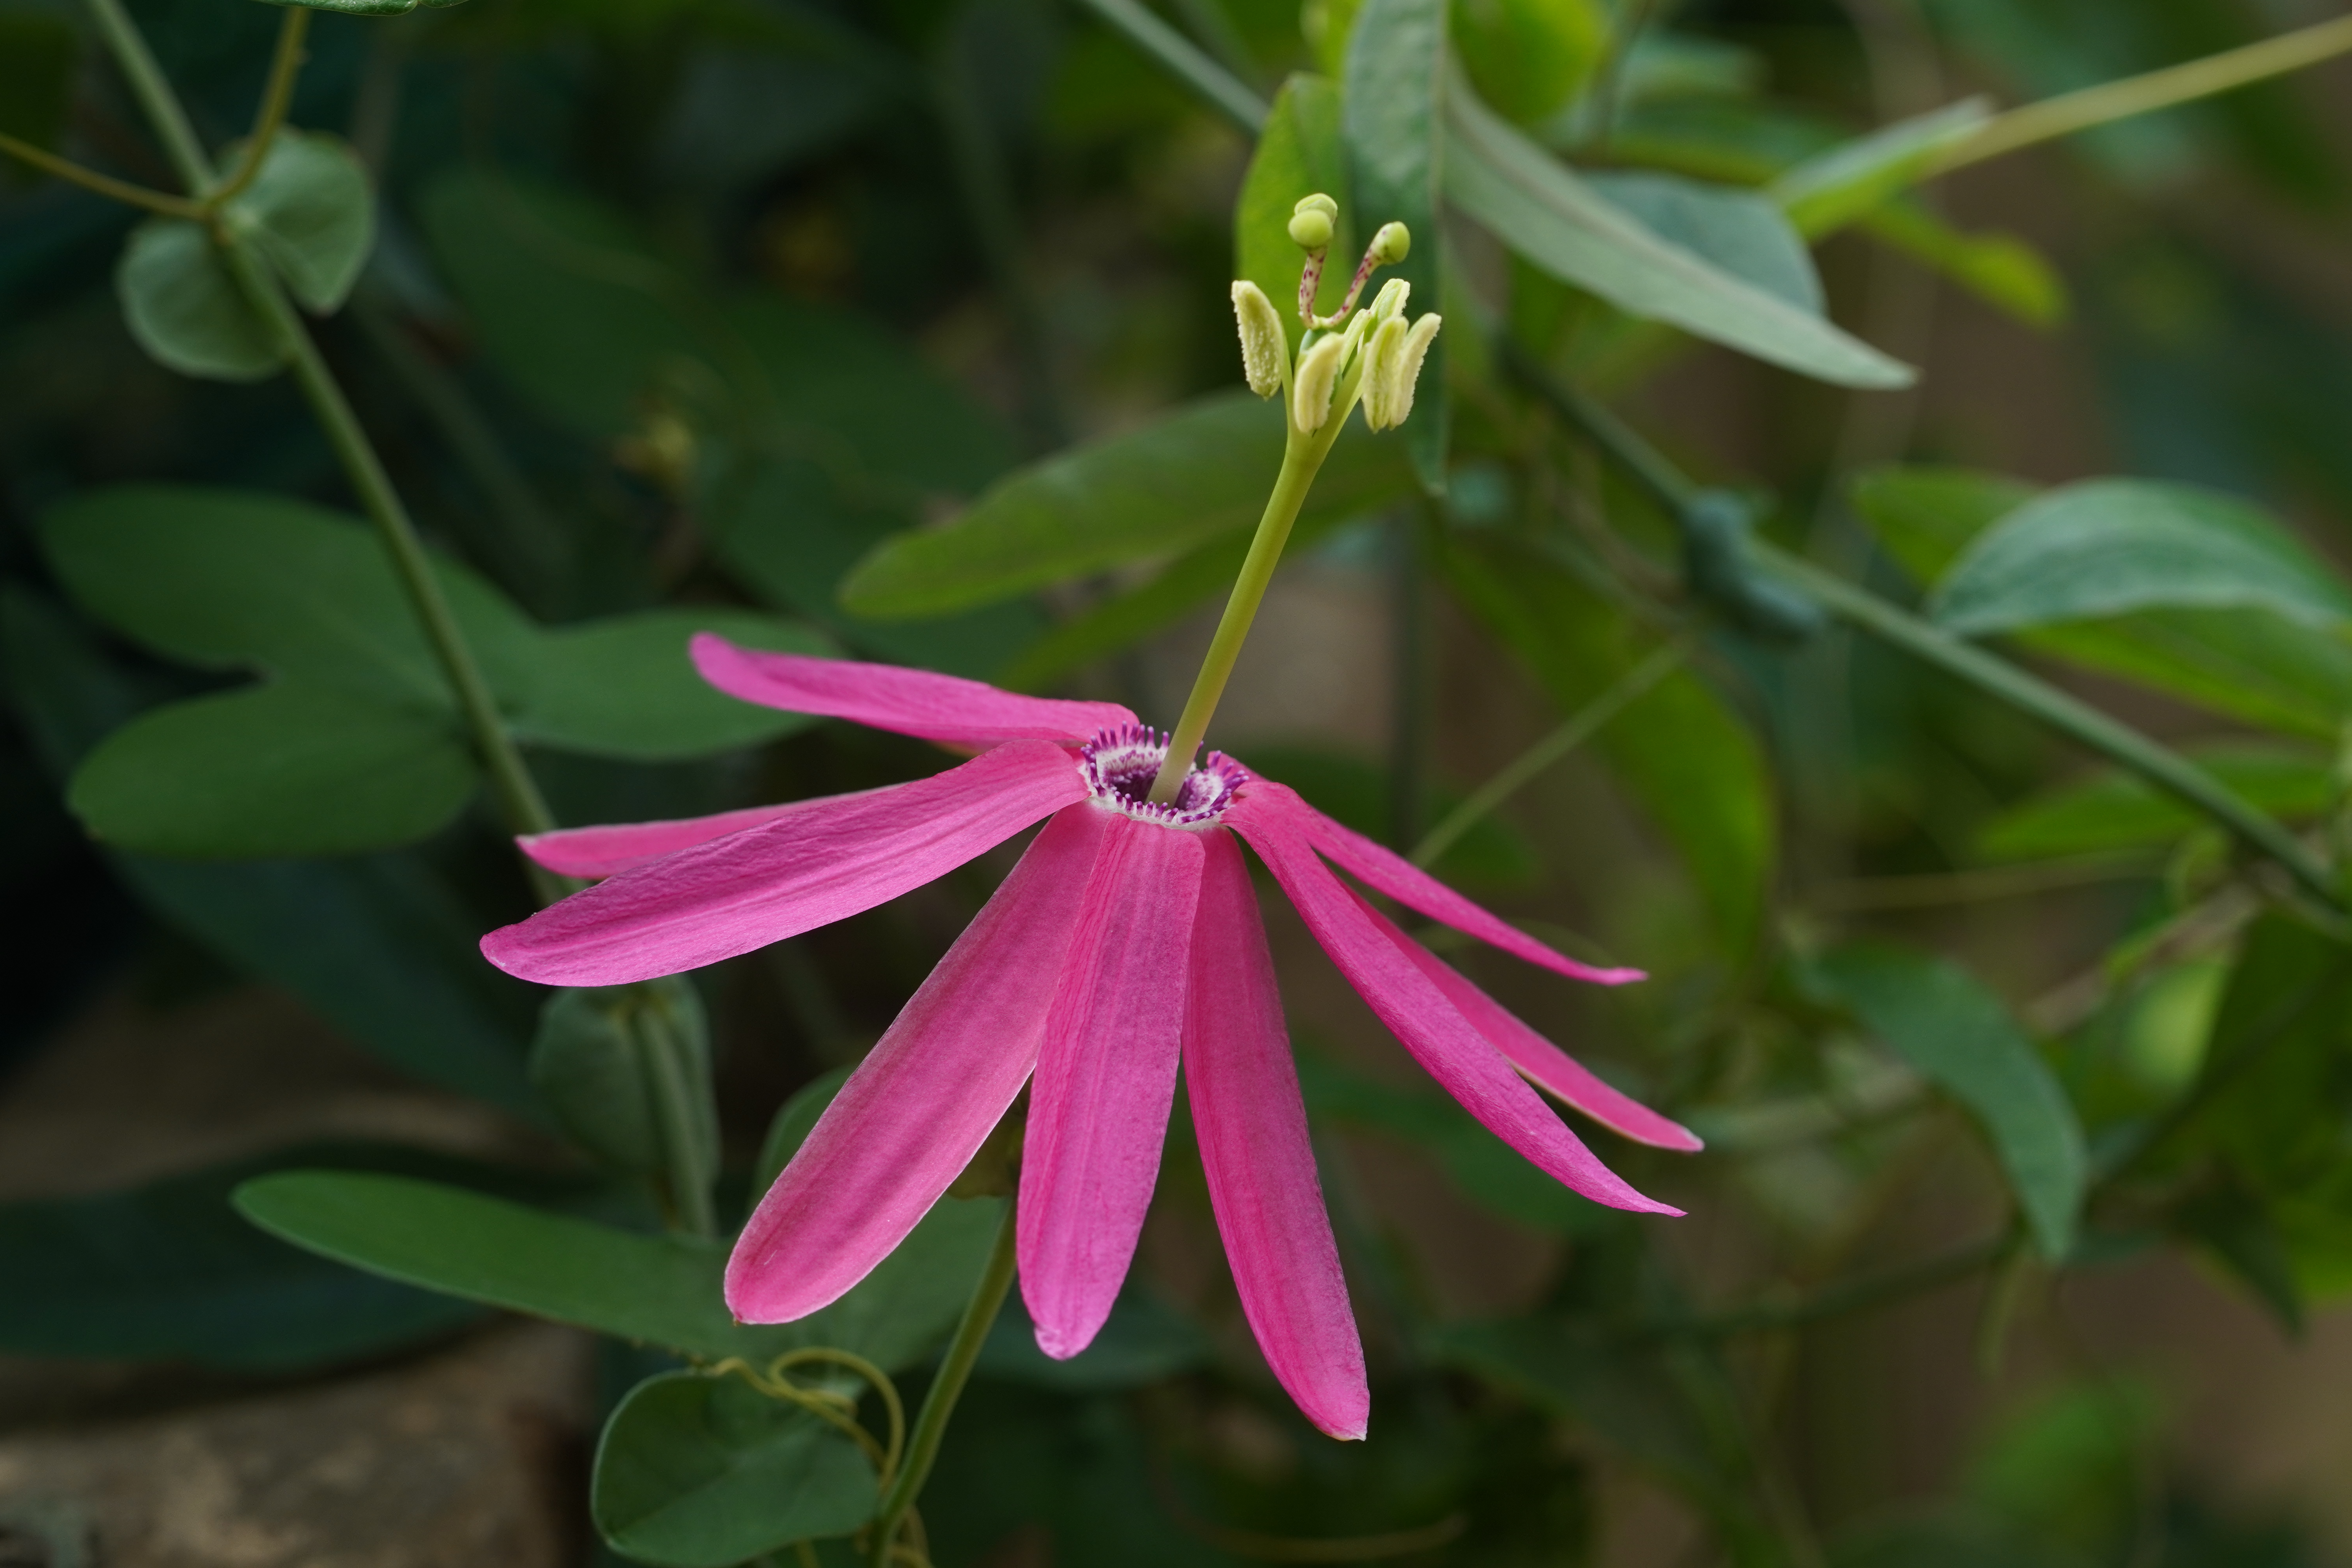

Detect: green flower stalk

[1146,196,1442,804]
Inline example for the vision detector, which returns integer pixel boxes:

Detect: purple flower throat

[1080,724,1248,827]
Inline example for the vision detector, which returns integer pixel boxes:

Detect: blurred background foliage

[8,0,2352,1563]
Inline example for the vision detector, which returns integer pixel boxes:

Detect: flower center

[1080,724,1247,827]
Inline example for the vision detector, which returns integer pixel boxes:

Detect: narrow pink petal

[1185,828,1367,1440]
[727,804,1112,1322]
[1246,781,1642,986]
[1020,810,1204,1360]
[518,788,890,878]
[481,740,1085,985]
[693,635,1135,747]
[1226,796,1679,1217]
[1373,922,1702,1152]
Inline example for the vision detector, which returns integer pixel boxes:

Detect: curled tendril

[702,1345,920,1559]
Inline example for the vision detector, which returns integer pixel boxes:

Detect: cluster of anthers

[1081,723,1250,827]
[1229,192,1442,436]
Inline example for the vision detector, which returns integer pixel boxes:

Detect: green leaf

[114,219,281,381]
[1978,743,2331,862]
[66,682,474,859]
[1344,0,1450,491]
[1584,171,1821,312]
[40,485,531,709]
[1770,98,1992,238]
[0,586,538,1109]
[1450,0,1605,125]
[225,129,375,313]
[1809,945,2087,1259]
[1929,479,2352,637]
[1235,74,1353,354]
[257,0,469,13]
[592,1373,877,1567]
[234,1171,1004,1371]
[1850,463,2035,582]
[2171,1175,2304,1334]
[0,1144,500,1370]
[1439,535,1773,954]
[1860,203,2069,328]
[838,394,1414,618]
[1444,79,1913,389]
[508,608,829,760]
[531,980,720,1192]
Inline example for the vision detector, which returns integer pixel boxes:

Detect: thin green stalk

[1412,640,1684,869]
[1069,0,1269,133]
[1147,423,1330,802]
[1759,547,2338,908]
[221,243,561,848]
[1932,14,2352,176]
[1510,352,2342,910]
[640,998,719,1238]
[82,0,215,194]
[0,132,203,216]
[869,1201,1018,1568]
[208,6,310,208]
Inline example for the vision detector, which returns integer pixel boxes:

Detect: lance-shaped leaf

[1930,479,2352,638]
[234,1171,1003,1371]
[838,393,1414,618]
[1810,945,2087,1259]
[592,1373,877,1568]
[1978,744,2332,862]
[1344,0,1450,490]
[1443,78,1912,389]
[1585,170,1821,312]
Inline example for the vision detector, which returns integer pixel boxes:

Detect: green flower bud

[1368,220,1411,266]
[1292,331,1346,433]
[1287,207,1334,250]
[1293,192,1339,221]
[1230,280,1288,399]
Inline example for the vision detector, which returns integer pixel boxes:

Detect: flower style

[483,642,1699,1440]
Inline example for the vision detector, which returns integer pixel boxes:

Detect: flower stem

[1931,14,2352,177]
[208,6,310,209]
[0,132,203,218]
[868,1200,1018,1568]
[1148,419,1342,802]
[82,0,215,195]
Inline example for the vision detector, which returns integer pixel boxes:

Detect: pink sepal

[693,635,1135,747]
[726,803,1114,1322]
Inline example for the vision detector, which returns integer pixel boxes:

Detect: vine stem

[1148,408,1350,802]
[0,133,202,217]
[210,6,310,207]
[83,0,563,872]
[1932,14,2352,177]
[868,1200,1019,1568]
[1410,639,1685,869]
[1509,352,2342,911]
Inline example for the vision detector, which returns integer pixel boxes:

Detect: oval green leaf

[508,608,831,760]
[114,218,282,382]
[592,1372,876,1568]
[67,682,474,859]
[1930,479,2352,637]
[226,129,376,313]
[838,393,1413,618]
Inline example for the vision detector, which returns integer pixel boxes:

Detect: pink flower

[481,637,1699,1440]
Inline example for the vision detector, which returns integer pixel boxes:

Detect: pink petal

[1247,781,1643,987]
[727,804,1113,1322]
[1226,795,1679,1217]
[1185,828,1367,1440]
[1020,810,1204,1360]
[1374,921,1702,1152]
[481,740,1086,985]
[693,635,1135,747]
[518,788,891,878]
